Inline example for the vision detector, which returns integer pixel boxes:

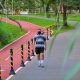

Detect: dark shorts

[35,47,44,54]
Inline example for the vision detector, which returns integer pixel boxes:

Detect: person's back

[34,30,46,68]
[34,34,46,48]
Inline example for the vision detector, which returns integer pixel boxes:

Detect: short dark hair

[37,31,41,35]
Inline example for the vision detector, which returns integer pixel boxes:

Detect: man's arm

[44,40,47,50]
[44,36,47,50]
[33,37,36,52]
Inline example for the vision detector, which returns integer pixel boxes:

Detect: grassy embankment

[0,21,26,49]
[9,15,75,35]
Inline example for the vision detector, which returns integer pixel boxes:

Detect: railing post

[27,41,31,61]
[20,44,25,67]
[31,39,35,56]
[31,38,33,45]
[10,48,15,75]
[50,26,52,37]
[0,65,2,80]
[47,28,49,40]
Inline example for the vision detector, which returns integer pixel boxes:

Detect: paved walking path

[75,24,80,29]
[0,18,47,80]
[0,17,80,80]
[9,24,80,80]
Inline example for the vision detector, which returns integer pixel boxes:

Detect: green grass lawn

[0,21,26,49]
[0,15,76,48]
[28,13,80,23]
[58,14,80,23]
[8,15,75,37]
[9,15,75,27]
[29,13,46,17]
[67,14,80,22]
[8,15,55,27]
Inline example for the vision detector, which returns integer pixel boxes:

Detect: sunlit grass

[28,13,80,23]
[8,15,55,27]
[0,21,26,48]
[68,14,80,23]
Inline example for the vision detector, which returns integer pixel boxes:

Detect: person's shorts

[35,47,44,54]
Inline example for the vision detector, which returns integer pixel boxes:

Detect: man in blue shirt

[34,29,46,67]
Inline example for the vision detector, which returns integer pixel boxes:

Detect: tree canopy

[0,0,80,27]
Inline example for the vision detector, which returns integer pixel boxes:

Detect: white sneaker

[38,64,41,67]
[41,64,44,68]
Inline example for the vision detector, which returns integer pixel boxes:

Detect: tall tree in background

[0,0,5,21]
[61,0,68,27]
[0,0,5,11]
[72,0,80,13]
[63,3,68,27]
[1,0,5,5]
[40,0,50,17]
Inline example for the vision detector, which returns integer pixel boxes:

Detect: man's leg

[35,47,41,66]
[40,47,45,67]
[40,53,44,67]
[40,53,44,60]
[37,54,40,60]
[37,54,41,66]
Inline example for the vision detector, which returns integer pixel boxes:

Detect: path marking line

[5,56,10,61]
[6,56,33,80]
[0,69,5,72]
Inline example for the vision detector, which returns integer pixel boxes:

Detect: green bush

[0,27,9,47]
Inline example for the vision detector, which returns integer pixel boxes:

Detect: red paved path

[0,18,48,80]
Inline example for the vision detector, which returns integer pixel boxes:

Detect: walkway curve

[10,24,80,80]
[0,18,47,80]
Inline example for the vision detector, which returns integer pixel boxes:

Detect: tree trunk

[46,4,50,18]
[63,4,68,27]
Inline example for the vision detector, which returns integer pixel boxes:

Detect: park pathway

[9,24,80,80]
[0,18,47,80]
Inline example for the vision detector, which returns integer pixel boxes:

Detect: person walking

[34,29,46,68]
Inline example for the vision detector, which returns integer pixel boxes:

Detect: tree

[72,0,80,13]
[63,3,68,27]
[40,0,50,17]
[0,0,5,12]
[0,0,5,6]
[60,0,68,27]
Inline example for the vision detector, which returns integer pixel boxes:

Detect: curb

[6,56,33,80]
